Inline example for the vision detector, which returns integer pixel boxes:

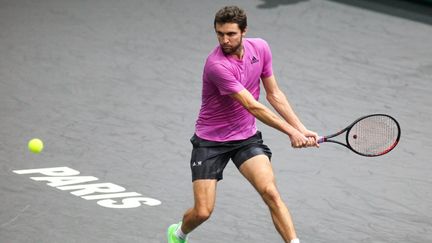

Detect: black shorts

[189,131,272,181]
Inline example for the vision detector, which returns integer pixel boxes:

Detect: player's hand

[302,129,319,148]
[289,130,310,148]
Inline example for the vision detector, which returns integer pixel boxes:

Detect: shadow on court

[328,0,432,25]
[257,0,309,9]
[258,0,432,25]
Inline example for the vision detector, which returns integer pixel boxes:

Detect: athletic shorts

[189,131,272,181]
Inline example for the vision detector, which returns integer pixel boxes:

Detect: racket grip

[317,137,325,144]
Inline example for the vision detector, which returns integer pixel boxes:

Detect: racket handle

[317,136,325,144]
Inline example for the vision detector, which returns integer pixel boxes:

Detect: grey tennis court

[1,0,431,242]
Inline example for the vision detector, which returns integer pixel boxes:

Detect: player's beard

[221,38,243,55]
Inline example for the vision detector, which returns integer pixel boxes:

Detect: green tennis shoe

[167,223,187,243]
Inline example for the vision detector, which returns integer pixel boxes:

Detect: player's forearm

[230,89,299,136]
[247,101,298,136]
[266,91,307,132]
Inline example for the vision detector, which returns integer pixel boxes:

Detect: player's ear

[242,27,247,37]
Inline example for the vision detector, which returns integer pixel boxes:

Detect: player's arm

[261,75,318,145]
[230,89,309,148]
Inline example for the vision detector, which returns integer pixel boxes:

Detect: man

[167,6,318,243]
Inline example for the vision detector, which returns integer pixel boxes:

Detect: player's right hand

[289,130,318,148]
[289,130,310,148]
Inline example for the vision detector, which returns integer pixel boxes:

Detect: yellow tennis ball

[28,138,44,154]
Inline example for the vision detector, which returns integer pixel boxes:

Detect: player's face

[215,23,246,55]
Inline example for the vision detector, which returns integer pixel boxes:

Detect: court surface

[1,0,432,242]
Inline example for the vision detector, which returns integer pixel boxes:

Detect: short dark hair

[214,6,247,32]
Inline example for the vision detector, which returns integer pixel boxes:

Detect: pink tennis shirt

[195,38,273,142]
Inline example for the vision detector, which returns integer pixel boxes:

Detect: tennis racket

[318,114,401,157]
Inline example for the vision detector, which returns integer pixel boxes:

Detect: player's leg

[168,134,232,242]
[239,154,298,243]
[181,179,217,234]
[167,179,217,243]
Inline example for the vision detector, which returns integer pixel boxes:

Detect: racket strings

[348,116,399,156]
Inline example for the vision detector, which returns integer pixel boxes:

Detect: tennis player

[167,6,318,243]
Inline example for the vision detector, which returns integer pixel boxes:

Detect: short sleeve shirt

[195,38,273,142]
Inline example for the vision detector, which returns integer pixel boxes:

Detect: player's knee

[261,184,283,207]
[194,206,213,222]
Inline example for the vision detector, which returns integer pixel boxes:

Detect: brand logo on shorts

[192,161,202,167]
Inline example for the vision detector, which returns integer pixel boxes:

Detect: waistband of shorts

[191,131,262,148]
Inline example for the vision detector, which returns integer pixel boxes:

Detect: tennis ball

[28,138,44,154]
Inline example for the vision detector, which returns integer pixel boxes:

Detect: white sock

[175,222,187,240]
[290,239,300,243]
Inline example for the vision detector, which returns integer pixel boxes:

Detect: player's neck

[231,45,244,60]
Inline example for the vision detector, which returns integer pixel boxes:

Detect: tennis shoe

[167,223,187,243]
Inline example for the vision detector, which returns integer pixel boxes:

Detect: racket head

[345,114,401,157]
